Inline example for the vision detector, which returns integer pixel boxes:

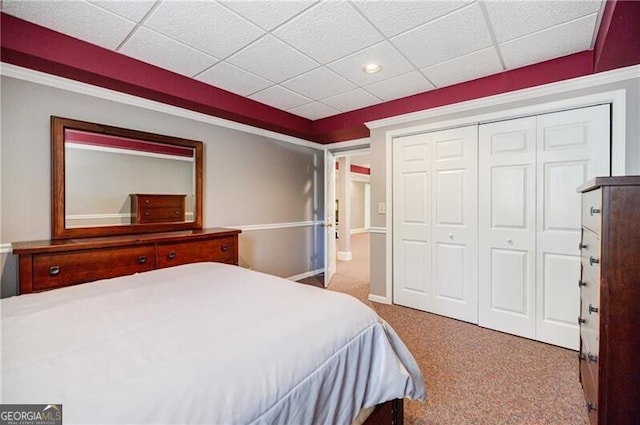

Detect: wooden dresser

[12,228,240,294]
[130,194,187,224]
[577,176,640,425]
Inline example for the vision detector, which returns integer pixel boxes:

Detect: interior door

[535,104,610,349]
[324,150,336,287]
[479,117,537,339]
[430,126,478,323]
[393,133,431,310]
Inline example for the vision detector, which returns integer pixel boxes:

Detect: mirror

[52,116,203,239]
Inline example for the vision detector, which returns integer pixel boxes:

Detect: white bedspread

[1,262,425,424]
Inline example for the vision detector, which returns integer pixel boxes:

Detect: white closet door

[431,126,478,323]
[393,134,432,310]
[479,117,537,338]
[535,104,610,349]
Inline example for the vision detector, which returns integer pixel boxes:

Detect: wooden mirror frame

[51,116,203,239]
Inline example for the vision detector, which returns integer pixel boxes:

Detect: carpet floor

[304,233,589,425]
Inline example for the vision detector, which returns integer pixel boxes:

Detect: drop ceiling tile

[90,0,156,22]
[322,89,381,112]
[364,71,435,101]
[250,86,312,110]
[2,0,136,49]
[485,0,603,43]
[228,35,318,83]
[144,1,264,59]
[221,0,317,31]
[282,67,355,100]
[328,42,414,87]
[500,14,598,70]
[422,47,503,88]
[196,62,272,96]
[354,0,472,38]
[392,2,493,69]
[288,102,341,120]
[273,1,382,63]
[119,27,218,77]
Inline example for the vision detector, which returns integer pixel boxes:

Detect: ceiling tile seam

[113,0,163,52]
[216,0,319,34]
[478,0,507,71]
[341,5,440,89]
[497,12,601,48]
[589,1,608,49]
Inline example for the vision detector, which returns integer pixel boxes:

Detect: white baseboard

[368,294,391,304]
[337,251,352,261]
[0,243,12,254]
[350,228,368,234]
[288,268,324,282]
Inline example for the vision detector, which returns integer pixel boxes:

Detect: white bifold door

[478,104,610,349]
[393,126,478,323]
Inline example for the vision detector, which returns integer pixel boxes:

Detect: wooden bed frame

[365,399,404,425]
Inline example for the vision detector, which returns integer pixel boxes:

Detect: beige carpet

[322,233,589,425]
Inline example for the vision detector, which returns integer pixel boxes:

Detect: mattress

[1,262,425,424]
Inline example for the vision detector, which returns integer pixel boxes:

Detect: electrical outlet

[378,202,386,214]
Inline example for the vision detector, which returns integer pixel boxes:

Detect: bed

[1,262,426,424]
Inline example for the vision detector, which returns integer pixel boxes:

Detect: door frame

[381,89,627,304]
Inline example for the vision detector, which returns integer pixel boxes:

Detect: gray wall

[350,180,366,231]
[0,76,325,297]
[369,76,640,298]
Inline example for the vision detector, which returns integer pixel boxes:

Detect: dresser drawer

[579,276,600,359]
[157,237,236,268]
[582,188,602,236]
[580,228,601,283]
[32,246,156,291]
[131,194,186,224]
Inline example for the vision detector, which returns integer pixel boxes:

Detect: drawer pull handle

[175,210,180,215]
[145,199,150,204]
[49,266,60,276]
[589,304,599,314]
[168,251,176,260]
[587,401,597,412]
[144,211,151,216]
[578,316,586,325]
[221,244,229,252]
[138,256,147,264]
[589,256,599,266]
[578,280,587,287]
[590,207,601,216]
[587,353,598,363]
[578,242,587,250]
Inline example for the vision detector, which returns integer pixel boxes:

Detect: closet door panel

[431,126,477,323]
[393,134,432,310]
[479,117,536,338]
[535,105,610,349]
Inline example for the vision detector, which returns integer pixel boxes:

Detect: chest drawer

[580,347,599,425]
[581,188,602,236]
[131,194,186,224]
[157,237,236,268]
[32,246,156,291]
[580,228,601,283]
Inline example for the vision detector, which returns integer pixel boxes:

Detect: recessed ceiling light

[362,63,382,74]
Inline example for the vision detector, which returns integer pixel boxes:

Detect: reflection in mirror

[51,116,203,239]
[64,130,196,228]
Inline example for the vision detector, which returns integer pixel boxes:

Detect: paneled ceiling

[1,0,605,121]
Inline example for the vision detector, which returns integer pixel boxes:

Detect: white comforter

[1,262,425,424]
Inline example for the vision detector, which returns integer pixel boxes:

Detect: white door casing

[324,150,336,287]
[393,126,478,322]
[479,117,537,339]
[535,104,610,349]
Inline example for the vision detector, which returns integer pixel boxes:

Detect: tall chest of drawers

[577,176,640,425]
